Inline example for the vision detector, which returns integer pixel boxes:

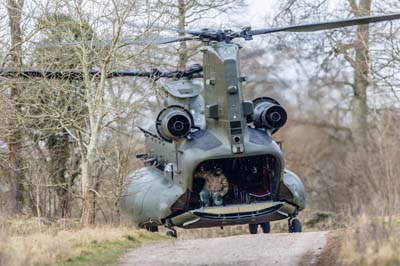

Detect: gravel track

[120,231,328,266]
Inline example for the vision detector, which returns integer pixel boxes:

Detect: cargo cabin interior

[188,155,280,209]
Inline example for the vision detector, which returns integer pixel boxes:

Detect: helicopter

[1,13,400,237]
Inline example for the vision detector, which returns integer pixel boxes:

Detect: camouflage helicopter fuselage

[122,42,305,229]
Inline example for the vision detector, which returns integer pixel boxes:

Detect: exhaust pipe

[156,106,193,141]
[252,97,287,134]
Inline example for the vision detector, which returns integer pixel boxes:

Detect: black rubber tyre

[248,223,258,234]
[289,218,302,233]
[260,222,271,234]
[145,225,159,232]
[166,230,177,238]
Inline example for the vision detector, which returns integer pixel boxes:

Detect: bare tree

[271,0,400,144]
[341,0,371,145]
[157,0,245,69]
[0,0,169,224]
[32,0,166,224]
[6,0,24,213]
[32,13,92,218]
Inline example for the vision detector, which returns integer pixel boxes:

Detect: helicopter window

[189,155,279,209]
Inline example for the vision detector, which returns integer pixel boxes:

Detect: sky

[198,0,277,30]
[241,0,276,27]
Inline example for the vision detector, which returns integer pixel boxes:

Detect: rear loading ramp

[170,201,297,229]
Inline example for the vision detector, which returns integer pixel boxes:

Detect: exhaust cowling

[252,97,287,134]
[156,106,193,141]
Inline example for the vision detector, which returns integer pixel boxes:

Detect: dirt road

[120,231,327,266]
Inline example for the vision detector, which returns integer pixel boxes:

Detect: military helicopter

[1,13,400,237]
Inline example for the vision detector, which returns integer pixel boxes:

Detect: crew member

[199,168,229,206]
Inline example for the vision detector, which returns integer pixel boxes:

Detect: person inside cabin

[198,167,229,206]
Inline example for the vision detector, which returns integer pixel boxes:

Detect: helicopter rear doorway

[189,155,279,209]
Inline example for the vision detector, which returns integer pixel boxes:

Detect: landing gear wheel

[288,218,302,233]
[260,222,271,234]
[145,225,159,232]
[248,224,258,234]
[166,229,177,238]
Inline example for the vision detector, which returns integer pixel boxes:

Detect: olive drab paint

[202,43,246,154]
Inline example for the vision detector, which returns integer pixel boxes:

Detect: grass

[57,239,135,266]
[0,211,358,266]
[0,217,169,266]
[313,231,342,266]
[315,215,400,266]
[57,231,168,266]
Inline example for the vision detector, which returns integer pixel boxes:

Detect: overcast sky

[242,0,276,27]
[198,0,277,30]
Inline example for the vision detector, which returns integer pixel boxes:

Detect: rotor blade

[0,69,152,79]
[0,69,87,79]
[251,13,400,36]
[123,35,198,45]
[0,67,204,80]
[36,35,199,49]
[168,28,208,36]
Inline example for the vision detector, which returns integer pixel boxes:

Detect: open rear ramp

[171,201,297,228]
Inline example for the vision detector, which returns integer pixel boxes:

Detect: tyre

[260,222,271,233]
[289,218,301,233]
[248,223,258,234]
[166,229,177,238]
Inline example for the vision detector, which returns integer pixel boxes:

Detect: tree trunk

[7,0,24,213]
[177,0,187,70]
[350,0,372,145]
[80,158,96,224]
[48,131,71,218]
[80,134,99,224]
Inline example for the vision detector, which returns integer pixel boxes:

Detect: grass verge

[0,223,169,266]
[57,230,168,266]
[313,231,342,266]
[314,215,400,266]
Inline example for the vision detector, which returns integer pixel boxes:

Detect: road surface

[120,231,327,266]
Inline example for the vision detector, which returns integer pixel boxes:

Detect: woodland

[0,0,400,265]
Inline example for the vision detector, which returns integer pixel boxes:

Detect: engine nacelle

[156,106,193,141]
[252,97,287,134]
